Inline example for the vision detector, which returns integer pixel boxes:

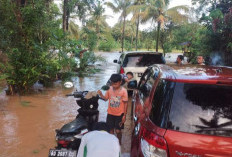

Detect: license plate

[138,73,143,77]
[48,149,77,157]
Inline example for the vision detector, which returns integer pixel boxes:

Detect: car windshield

[150,80,232,137]
[122,54,165,67]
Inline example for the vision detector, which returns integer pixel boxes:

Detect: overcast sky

[54,0,192,30]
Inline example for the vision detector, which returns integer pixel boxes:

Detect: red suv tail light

[120,67,125,74]
[140,126,168,157]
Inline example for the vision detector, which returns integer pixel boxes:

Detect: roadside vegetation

[0,0,231,95]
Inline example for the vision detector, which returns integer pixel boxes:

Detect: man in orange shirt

[97,74,128,145]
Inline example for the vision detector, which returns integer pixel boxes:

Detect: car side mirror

[128,80,137,89]
[118,61,121,64]
[113,59,118,63]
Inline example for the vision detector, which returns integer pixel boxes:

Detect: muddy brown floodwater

[0,52,133,157]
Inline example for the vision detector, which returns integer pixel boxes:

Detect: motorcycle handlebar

[66,91,105,100]
[66,94,74,97]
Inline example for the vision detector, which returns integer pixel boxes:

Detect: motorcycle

[49,90,103,157]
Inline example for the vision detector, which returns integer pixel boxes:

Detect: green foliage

[68,21,80,39]
[209,9,224,19]
[81,28,98,51]
[124,40,132,51]
[159,23,174,54]
[169,1,232,64]
[98,36,116,52]
[144,39,154,51]
[77,51,105,77]
[172,23,199,50]
[163,42,173,54]
[193,2,232,59]
[106,0,133,52]
[0,0,111,94]
[0,0,75,93]
[140,29,156,50]
[98,41,112,51]
[111,23,122,42]
[98,32,116,52]
[5,48,50,91]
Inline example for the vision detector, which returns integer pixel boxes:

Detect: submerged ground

[0,52,179,157]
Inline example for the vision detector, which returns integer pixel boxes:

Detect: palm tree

[138,0,168,52]
[105,0,133,52]
[129,0,146,50]
[125,21,136,48]
[141,0,189,52]
[68,21,80,39]
[90,1,109,39]
[62,0,96,32]
[165,6,190,24]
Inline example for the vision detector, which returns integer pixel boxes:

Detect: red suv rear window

[150,80,232,137]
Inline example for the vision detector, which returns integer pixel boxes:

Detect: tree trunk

[156,22,161,52]
[161,44,166,57]
[20,0,26,6]
[15,1,23,23]
[96,19,100,39]
[13,0,27,42]
[121,16,126,52]
[63,0,67,32]
[131,35,133,48]
[135,14,140,51]
[66,8,70,31]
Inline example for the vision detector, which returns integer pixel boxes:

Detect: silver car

[113,51,165,82]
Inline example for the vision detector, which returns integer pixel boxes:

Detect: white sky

[54,0,193,30]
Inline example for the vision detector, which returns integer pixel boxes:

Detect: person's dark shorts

[106,113,124,130]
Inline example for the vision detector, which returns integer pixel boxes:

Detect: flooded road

[0,51,180,157]
[0,52,135,157]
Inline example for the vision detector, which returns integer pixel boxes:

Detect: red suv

[130,64,232,157]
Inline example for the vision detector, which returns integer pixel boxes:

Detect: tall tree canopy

[106,0,133,52]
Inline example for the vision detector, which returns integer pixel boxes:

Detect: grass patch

[32,150,39,154]
[20,101,34,107]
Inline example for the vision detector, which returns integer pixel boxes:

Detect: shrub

[77,51,105,77]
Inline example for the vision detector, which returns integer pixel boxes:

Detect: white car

[113,51,166,82]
